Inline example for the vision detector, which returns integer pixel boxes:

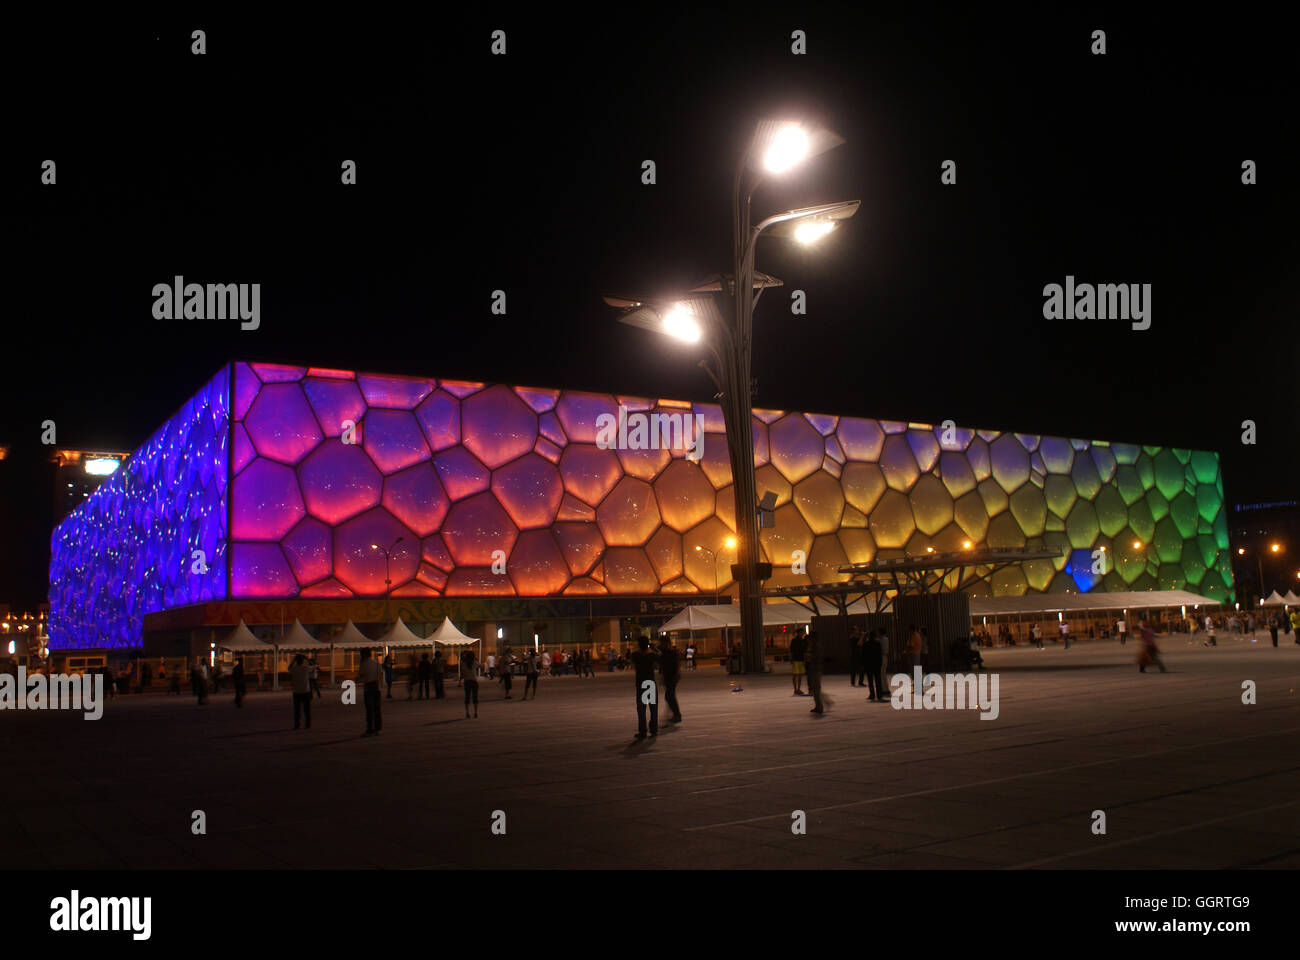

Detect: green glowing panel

[1152,516,1183,564]
[987,512,1027,549]
[1116,465,1144,506]
[909,474,954,537]
[1169,491,1198,540]
[1009,484,1047,537]
[1128,500,1155,544]
[954,491,989,542]
[1095,486,1128,537]
[1153,449,1184,500]
[1044,475,1077,519]
[1146,488,1169,523]
[1190,450,1218,484]
[1066,500,1100,549]
[1196,483,1221,524]
[978,478,1008,516]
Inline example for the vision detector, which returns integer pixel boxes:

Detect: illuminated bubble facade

[49,362,1234,648]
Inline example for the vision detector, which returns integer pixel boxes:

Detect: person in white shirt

[357,649,383,736]
[486,652,497,680]
[1203,615,1217,647]
[289,654,313,729]
[1116,618,1127,646]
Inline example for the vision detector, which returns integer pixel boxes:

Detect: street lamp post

[610,120,857,676]
[370,537,404,631]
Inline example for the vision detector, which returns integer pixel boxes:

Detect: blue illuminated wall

[48,367,230,649]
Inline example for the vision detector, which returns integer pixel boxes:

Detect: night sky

[2,9,1296,609]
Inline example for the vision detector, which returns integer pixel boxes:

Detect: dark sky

[2,9,1296,608]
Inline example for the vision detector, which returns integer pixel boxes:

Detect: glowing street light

[608,117,857,676]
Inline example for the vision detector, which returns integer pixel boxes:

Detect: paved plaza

[3,635,1299,869]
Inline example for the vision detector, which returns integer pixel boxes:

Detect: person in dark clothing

[523,650,540,700]
[290,654,313,729]
[499,650,514,698]
[417,653,433,699]
[789,630,807,695]
[461,650,479,718]
[630,637,660,739]
[232,657,246,707]
[1270,613,1280,647]
[433,650,446,698]
[358,649,383,736]
[848,627,865,686]
[309,658,322,698]
[657,636,682,723]
[863,629,885,701]
[806,632,826,714]
[382,655,395,699]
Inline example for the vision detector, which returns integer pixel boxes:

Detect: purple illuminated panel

[48,367,230,648]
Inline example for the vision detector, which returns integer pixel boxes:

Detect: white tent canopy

[969,589,1221,617]
[428,616,476,646]
[218,619,274,651]
[376,617,429,648]
[660,605,730,632]
[278,618,330,651]
[1284,591,1300,605]
[1263,590,1287,605]
[331,620,380,649]
[661,603,824,632]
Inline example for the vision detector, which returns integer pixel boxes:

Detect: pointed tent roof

[1263,590,1287,605]
[376,617,429,647]
[219,619,273,651]
[278,619,329,651]
[332,620,378,649]
[1283,590,1300,605]
[428,616,476,646]
[660,605,729,632]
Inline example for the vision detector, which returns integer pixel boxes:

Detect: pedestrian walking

[461,649,479,718]
[499,649,514,699]
[232,657,246,707]
[863,629,886,701]
[433,650,446,698]
[1269,613,1280,647]
[1203,614,1217,646]
[905,625,924,675]
[658,636,682,723]
[417,653,432,699]
[382,655,395,698]
[685,641,696,671]
[806,631,827,714]
[486,652,497,680]
[358,649,383,736]
[1137,621,1166,673]
[309,657,322,698]
[289,654,312,729]
[1116,617,1127,646]
[631,636,659,739]
[523,649,540,700]
[848,627,864,687]
[789,629,807,696]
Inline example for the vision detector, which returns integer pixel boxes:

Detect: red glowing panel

[299,440,383,525]
[492,454,563,529]
[460,384,538,470]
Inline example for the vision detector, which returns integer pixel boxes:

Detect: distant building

[50,449,129,521]
[1230,500,1300,604]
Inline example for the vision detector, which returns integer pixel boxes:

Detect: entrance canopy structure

[661,603,810,632]
[279,618,330,652]
[968,589,1221,618]
[218,619,273,651]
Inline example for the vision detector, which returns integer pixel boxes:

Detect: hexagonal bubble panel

[301,578,352,598]
[558,493,596,523]
[868,489,916,549]
[414,389,460,452]
[445,567,515,596]
[794,470,846,535]
[1039,436,1074,474]
[1190,449,1218,484]
[618,437,671,481]
[596,476,661,546]
[1044,474,1077,519]
[990,564,1028,596]
[331,508,420,594]
[1196,483,1222,524]
[1071,454,1102,500]
[654,459,716,533]
[491,453,563,530]
[986,512,1026,549]
[440,492,519,567]
[1181,539,1208,585]
[231,458,305,540]
[907,431,940,473]
[556,392,619,444]
[433,447,491,501]
[879,434,920,492]
[1168,491,1198,539]
[363,409,431,474]
[837,527,875,564]
[938,452,976,498]
[562,577,606,595]
[698,433,733,488]
[1009,484,1047,538]
[507,530,571,595]
[644,525,684,583]
[989,434,1030,493]
[232,422,257,474]
[836,417,884,461]
[1065,500,1099,549]
[230,543,298,598]
[539,411,566,447]
[460,384,538,470]
[304,377,367,438]
[299,439,383,526]
[244,383,324,465]
[1111,529,1146,583]
[1094,485,1127,537]
[978,478,1009,517]
[769,413,825,484]
[967,437,991,481]
[1127,500,1155,544]
[601,547,659,593]
[552,522,604,576]
[282,516,333,586]
[1115,465,1144,505]
[755,463,794,508]
[559,444,621,507]
[382,462,449,537]
[807,534,849,582]
[515,386,559,413]
[355,373,434,409]
[953,491,989,543]
[757,504,813,572]
[1135,452,1157,492]
[1151,515,1183,564]
[908,475,953,537]
[1089,445,1117,483]
[1145,487,1170,525]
